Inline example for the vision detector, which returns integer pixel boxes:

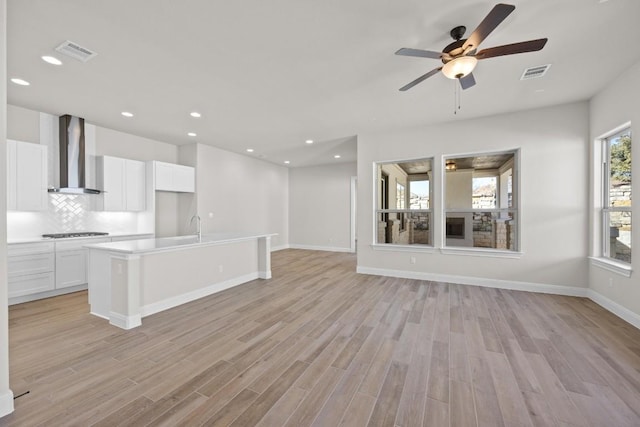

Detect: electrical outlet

[608,277,613,287]
[410,256,416,264]
[219,265,224,273]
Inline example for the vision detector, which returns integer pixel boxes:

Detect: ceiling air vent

[520,64,551,80]
[55,40,97,62]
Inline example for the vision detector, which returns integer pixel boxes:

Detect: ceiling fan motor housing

[442,39,466,63]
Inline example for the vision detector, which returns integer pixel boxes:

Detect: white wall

[357,102,590,289]
[289,162,356,251]
[1,0,14,417]
[194,143,289,250]
[589,59,640,317]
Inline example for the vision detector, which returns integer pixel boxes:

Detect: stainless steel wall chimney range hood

[48,114,101,194]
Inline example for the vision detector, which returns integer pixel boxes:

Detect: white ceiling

[7,0,640,168]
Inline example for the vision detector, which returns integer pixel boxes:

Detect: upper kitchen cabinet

[153,161,195,193]
[96,156,146,211]
[7,140,48,211]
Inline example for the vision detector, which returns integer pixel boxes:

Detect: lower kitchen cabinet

[8,234,154,303]
[55,249,87,289]
[8,242,55,298]
[55,237,110,289]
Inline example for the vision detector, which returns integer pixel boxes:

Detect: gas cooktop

[42,232,109,239]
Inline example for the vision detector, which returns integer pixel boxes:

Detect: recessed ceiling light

[121,111,134,118]
[305,140,314,144]
[246,148,254,153]
[190,112,201,118]
[10,78,30,86]
[187,132,197,137]
[284,160,290,164]
[334,155,341,159]
[41,55,62,65]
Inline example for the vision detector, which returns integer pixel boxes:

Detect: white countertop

[7,232,154,245]
[84,232,276,254]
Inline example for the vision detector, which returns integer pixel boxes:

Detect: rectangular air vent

[520,64,551,80]
[55,40,97,62]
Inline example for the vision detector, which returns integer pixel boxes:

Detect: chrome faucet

[190,215,202,240]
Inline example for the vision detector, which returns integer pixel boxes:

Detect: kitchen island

[85,232,275,329]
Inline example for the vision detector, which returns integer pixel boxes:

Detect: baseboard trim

[271,244,290,252]
[356,266,589,297]
[141,272,260,318]
[587,289,640,330]
[0,390,14,418]
[289,244,355,253]
[109,312,142,330]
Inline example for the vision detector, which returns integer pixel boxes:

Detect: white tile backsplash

[7,193,143,240]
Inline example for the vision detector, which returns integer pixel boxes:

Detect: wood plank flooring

[3,249,640,426]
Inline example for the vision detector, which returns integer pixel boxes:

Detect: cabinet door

[101,156,126,211]
[55,249,87,288]
[155,162,174,191]
[173,165,195,192]
[125,159,146,211]
[9,140,48,211]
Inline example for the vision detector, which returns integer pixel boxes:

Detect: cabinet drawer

[8,252,55,277]
[8,241,54,256]
[8,272,55,298]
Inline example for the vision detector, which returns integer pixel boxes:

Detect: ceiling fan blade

[399,67,442,91]
[396,47,442,59]
[395,48,442,60]
[462,3,515,51]
[459,73,476,90]
[475,38,548,60]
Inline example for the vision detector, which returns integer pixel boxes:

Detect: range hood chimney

[48,115,100,194]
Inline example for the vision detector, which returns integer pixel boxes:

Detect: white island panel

[140,239,258,314]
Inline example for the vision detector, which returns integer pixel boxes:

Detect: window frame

[373,158,434,248]
[442,149,521,255]
[600,126,632,265]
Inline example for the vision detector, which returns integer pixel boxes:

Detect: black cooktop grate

[42,232,109,239]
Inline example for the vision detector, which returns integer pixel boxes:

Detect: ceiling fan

[396,3,548,91]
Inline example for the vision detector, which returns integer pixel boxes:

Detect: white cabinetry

[96,156,146,211]
[153,161,195,193]
[55,238,110,289]
[7,140,48,211]
[8,242,55,298]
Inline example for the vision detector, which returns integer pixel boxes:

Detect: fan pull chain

[453,80,457,115]
[453,80,461,115]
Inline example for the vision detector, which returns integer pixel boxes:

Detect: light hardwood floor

[3,249,640,426]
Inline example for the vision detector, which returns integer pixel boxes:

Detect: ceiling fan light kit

[396,3,548,91]
[442,56,478,79]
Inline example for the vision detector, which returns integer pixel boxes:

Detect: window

[444,151,518,251]
[602,128,632,264]
[376,159,432,246]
